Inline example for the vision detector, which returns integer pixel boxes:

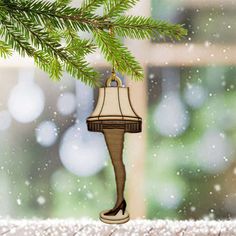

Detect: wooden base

[99,210,130,224]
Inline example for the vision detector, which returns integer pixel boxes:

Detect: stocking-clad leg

[103,129,125,208]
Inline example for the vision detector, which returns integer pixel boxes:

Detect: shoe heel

[122,200,126,215]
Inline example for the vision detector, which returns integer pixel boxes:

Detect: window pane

[152,0,236,44]
[147,65,236,219]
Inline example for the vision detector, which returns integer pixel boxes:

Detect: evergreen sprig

[104,0,138,18]
[0,40,12,58]
[94,29,143,80]
[0,0,187,86]
[114,16,187,40]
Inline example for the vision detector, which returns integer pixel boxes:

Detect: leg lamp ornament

[87,73,142,224]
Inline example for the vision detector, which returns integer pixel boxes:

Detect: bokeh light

[59,124,107,177]
[8,81,45,123]
[197,130,234,174]
[155,181,184,209]
[35,121,58,147]
[57,92,76,116]
[184,84,207,109]
[153,93,189,137]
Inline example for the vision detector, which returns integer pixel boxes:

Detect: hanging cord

[106,27,122,87]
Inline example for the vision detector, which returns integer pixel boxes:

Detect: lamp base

[99,210,130,224]
[87,119,142,133]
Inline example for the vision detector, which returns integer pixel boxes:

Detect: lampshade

[87,80,142,133]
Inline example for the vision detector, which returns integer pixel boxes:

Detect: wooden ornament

[87,73,142,224]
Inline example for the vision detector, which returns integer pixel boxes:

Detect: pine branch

[0,18,35,57]
[55,0,72,7]
[0,12,63,79]
[0,0,187,86]
[34,51,63,81]
[113,16,187,40]
[94,29,143,80]
[63,30,96,56]
[80,0,105,13]
[104,0,139,18]
[0,40,12,58]
[0,18,65,80]
[6,10,99,85]
[1,0,110,32]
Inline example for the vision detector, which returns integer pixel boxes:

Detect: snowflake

[37,196,46,205]
[214,184,221,192]
[16,199,21,205]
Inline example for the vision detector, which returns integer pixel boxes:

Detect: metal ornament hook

[105,72,123,87]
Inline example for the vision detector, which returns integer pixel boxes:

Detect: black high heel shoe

[100,199,129,224]
[104,199,127,216]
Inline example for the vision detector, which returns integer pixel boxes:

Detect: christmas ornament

[87,71,142,224]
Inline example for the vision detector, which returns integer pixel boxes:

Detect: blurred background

[0,0,236,220]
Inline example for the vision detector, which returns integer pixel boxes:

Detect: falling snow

[37,196,46,205]
[214,184,221,192]
[16,199,21,206]
[0,0,236,230]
